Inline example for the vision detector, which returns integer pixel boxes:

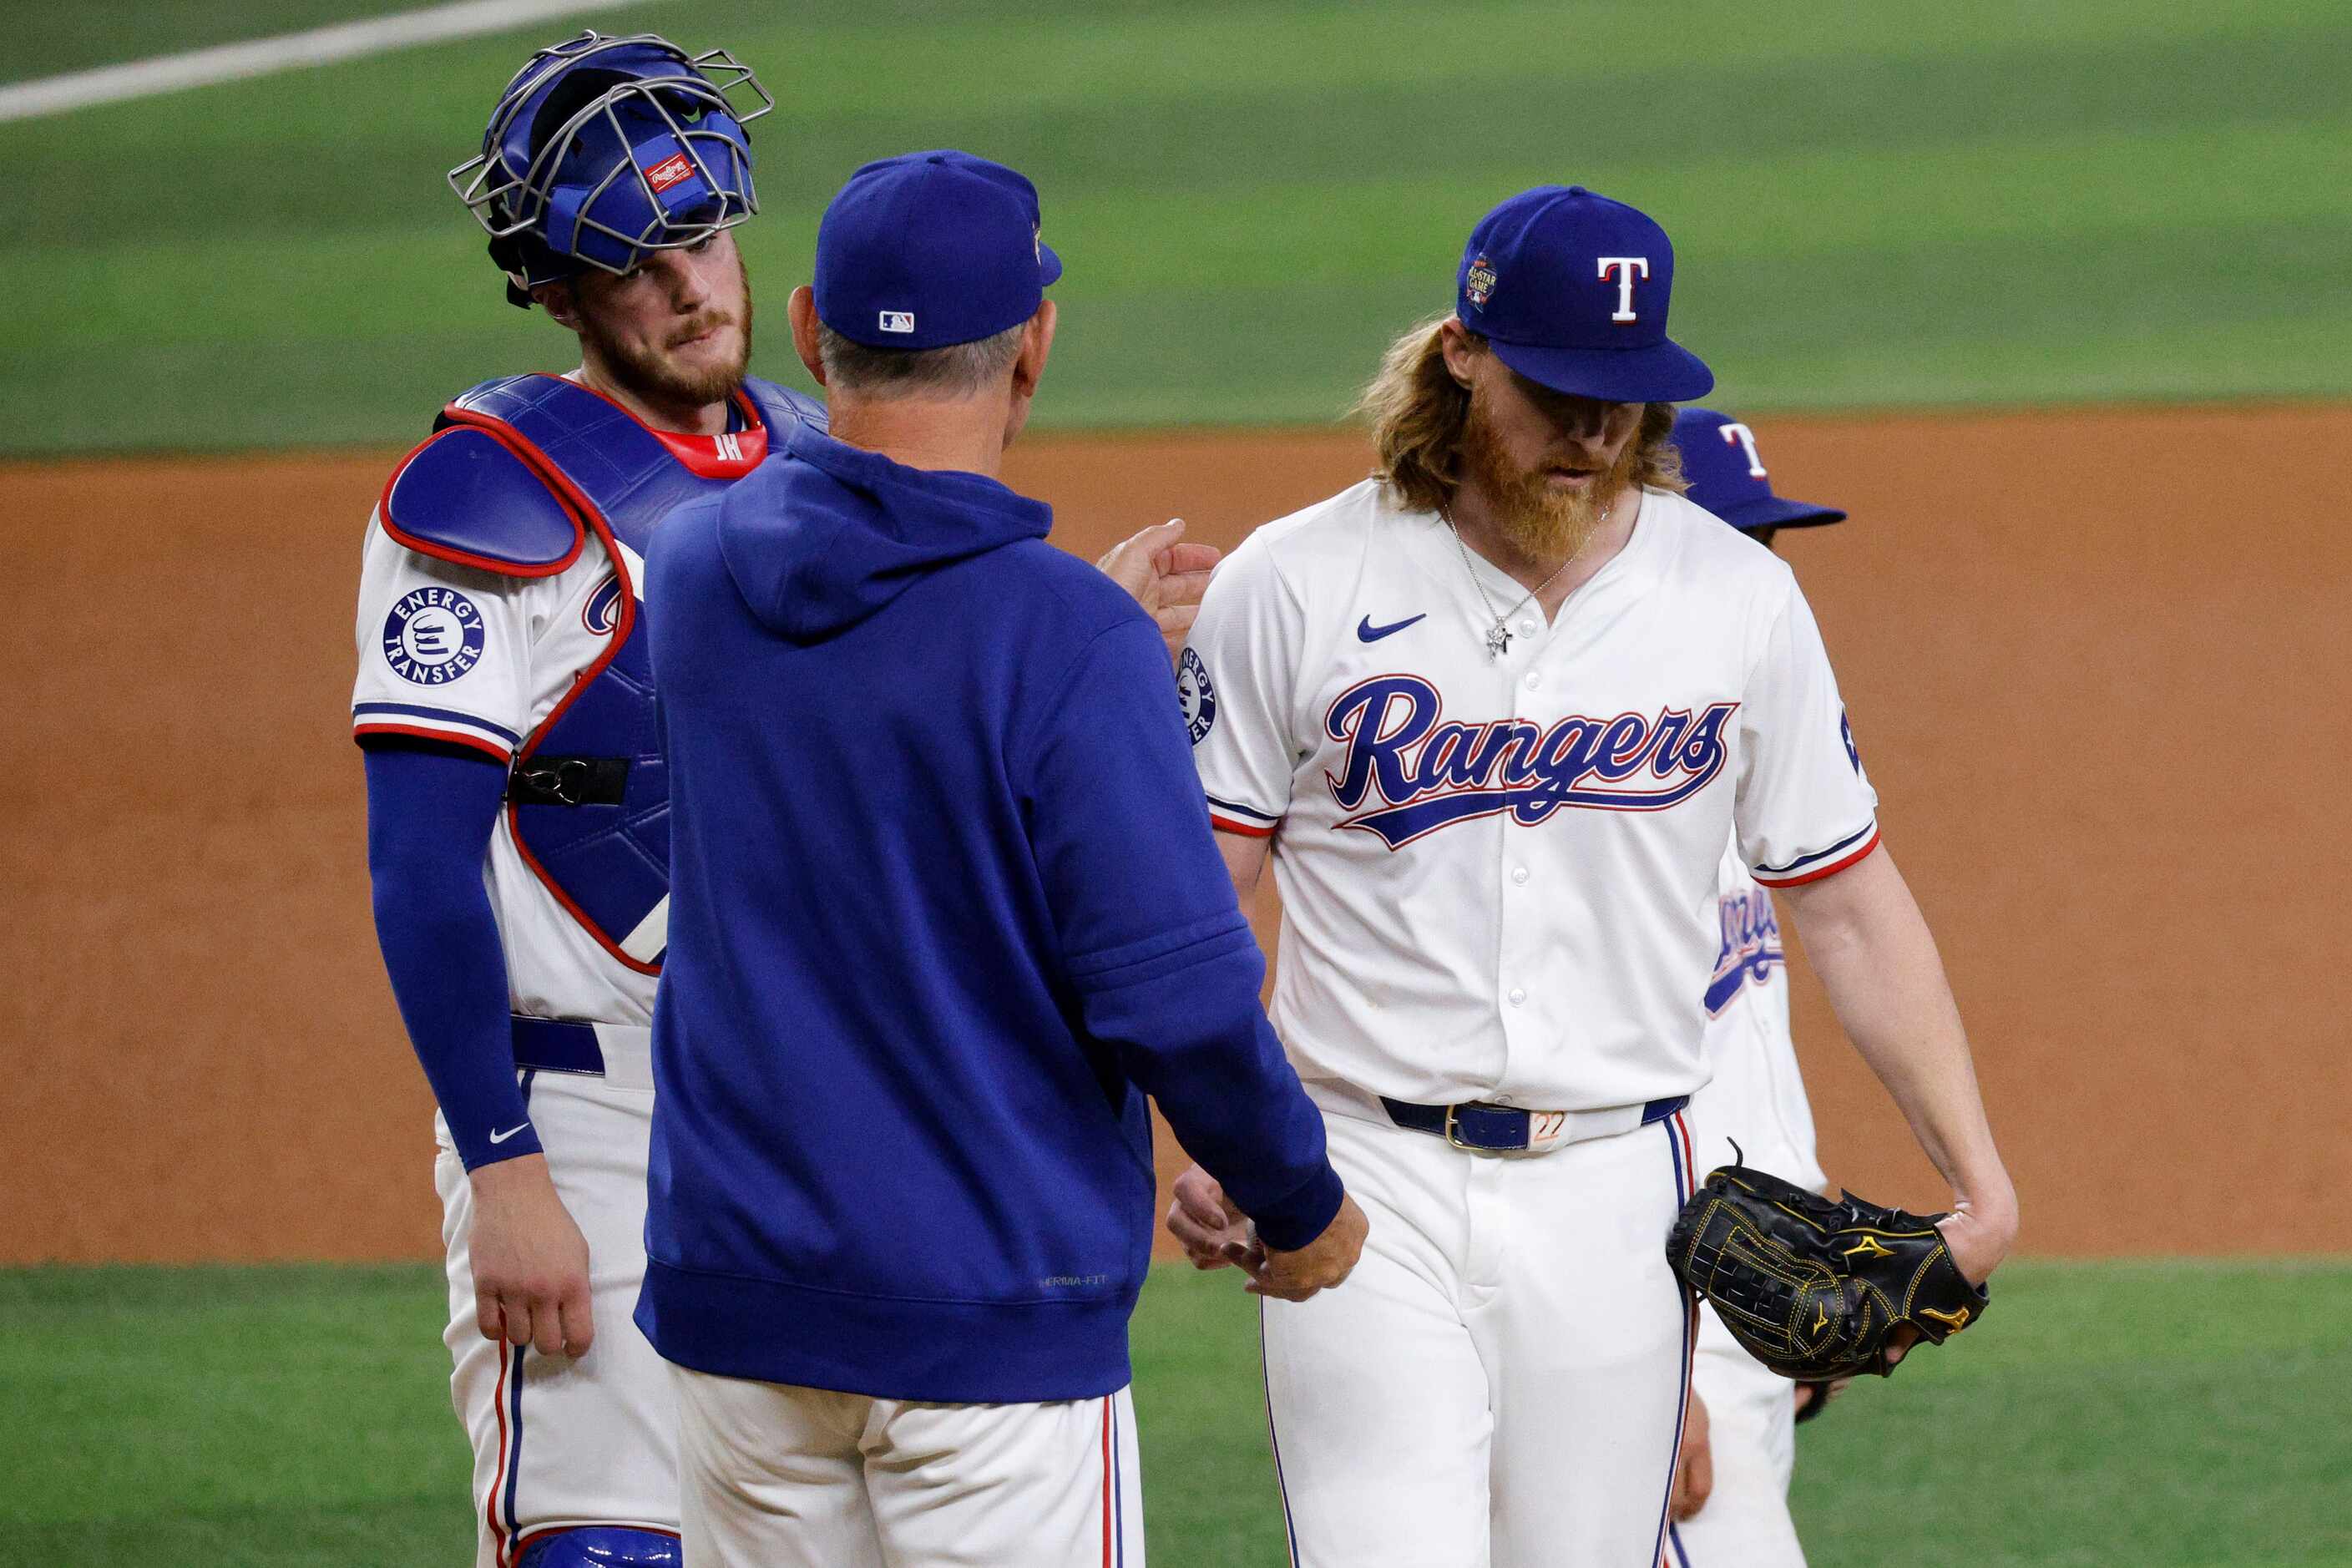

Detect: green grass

[4,1259,2348,1565]
[0,0,430,83]
[6,1,2351,453]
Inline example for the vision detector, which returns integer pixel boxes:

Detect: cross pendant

[1485,621,1511,659]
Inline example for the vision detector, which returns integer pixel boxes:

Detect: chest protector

[418,372,823,973]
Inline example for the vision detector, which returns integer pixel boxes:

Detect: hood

[716,421,1052,642]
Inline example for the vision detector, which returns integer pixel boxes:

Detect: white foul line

[0,0,663,124]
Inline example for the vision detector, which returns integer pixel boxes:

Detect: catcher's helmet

[448,31,772,308]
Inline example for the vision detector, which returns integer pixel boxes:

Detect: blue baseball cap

[1457,185,1713,404]
[814,149,1063,350]
[1671,407,1846,532]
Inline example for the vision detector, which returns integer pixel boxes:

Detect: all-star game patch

[382,586,486,685]
[1465,252,1498,308]
[1178,646,1217,744]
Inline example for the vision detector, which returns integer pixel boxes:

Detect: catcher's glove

[1666,1152,1988,1381]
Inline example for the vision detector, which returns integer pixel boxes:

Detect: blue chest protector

[382,372,825,972]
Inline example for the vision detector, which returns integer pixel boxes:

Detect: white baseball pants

[671,1368,1146,1567]
[1666,1305,1806,1568]
[1260,1104,1696,1567]
[437,1065,678,1567]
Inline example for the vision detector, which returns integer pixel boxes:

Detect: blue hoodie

[635,420,1343,1403]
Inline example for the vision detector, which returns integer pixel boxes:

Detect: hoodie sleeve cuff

[1241,1160,1347,1254]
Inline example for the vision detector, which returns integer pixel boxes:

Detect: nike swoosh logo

[1358,613,1427,642]
[488,1121,530,1145]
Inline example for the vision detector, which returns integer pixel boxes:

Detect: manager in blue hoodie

[637,150,1368,1566]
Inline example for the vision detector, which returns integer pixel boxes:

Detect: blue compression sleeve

[362,741,540,1171]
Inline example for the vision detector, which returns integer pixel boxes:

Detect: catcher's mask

[449,30,772,308]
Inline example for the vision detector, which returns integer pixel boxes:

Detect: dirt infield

[6,404,2344,1263]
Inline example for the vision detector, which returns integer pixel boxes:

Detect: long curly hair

[1358,314,1686,515]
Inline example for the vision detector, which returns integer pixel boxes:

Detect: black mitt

[1666,1156,1988,1380]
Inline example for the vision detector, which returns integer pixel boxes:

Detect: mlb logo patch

[878,311,916,334]
[643,153,696,194]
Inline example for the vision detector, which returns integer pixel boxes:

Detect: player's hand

[1093,518,1222,665]
[1885,1190,2015,1367]
[1251,1193,1369,1304]
[1937,1189,2016,1288]
[468,1154,595,1359]
[1670,1389,1714,1521]
[1166,1166,1265,1274]
[1793,1377,1853,1422]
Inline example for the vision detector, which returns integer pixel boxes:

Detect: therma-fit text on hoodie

[1184,478,1879,1114]
[637,420,1341,1405]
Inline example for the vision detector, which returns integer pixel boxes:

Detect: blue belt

[1379,1094,1688,1152]
[510,1015,606,1076]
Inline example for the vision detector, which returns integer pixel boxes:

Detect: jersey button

[1507,987,1527,1007]
[1511,865,1530,884]
[1523,670,1541,690]
[1517,618,1537,638]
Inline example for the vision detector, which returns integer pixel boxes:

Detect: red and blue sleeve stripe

[1752,821,1880,888]
[1206,793,1281,838]
[354,701,522,763]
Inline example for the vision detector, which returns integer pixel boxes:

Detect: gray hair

[816,321,1027,399]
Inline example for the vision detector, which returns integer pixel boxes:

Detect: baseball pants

[1666,1305,1806,1568]
[1260,1103,1696,1567]
[437,1059,676,1567]
[670,1368,1145,1566]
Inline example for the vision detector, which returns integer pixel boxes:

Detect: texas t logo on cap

[1667,407,1849,534]
[1455,185,1712,404]
[1597,256,1649,322]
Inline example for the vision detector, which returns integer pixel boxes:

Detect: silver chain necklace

[1444,503,1609,659]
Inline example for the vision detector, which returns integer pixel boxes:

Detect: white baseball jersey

[351,520,655,1026]
[1691,843,1828,1192]
[1183,478,1879,1113]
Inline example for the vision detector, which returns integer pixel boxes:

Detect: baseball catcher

[1667,1151,1990,1381]
[357,33,1227,1567]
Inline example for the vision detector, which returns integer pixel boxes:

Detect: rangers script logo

[1324,675,1735,848]
[382,586,485,685]
[1703,883,1783,1015]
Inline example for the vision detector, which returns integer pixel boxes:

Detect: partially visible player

[357,35,1213,1567]
[1166,185,2016,1566]
[1662,407,1850,1568]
